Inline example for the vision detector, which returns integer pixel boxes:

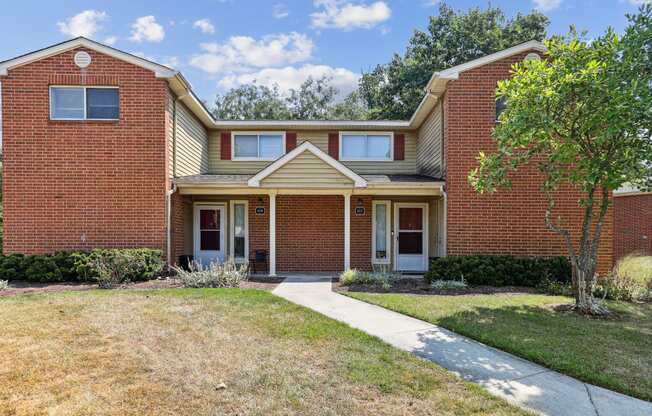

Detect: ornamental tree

[468,6,652,315]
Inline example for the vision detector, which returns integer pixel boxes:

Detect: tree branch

[544,191,578,266]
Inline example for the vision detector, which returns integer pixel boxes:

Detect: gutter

[166,183,178,267]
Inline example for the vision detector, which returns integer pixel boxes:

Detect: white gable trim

[248,141,367,188]
[0,37,177,78]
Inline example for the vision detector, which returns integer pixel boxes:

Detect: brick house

[0,37,613,275]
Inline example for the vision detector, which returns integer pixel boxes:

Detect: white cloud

[57,10,107,38]
[628,0,651,4]
[193,18,215,34]
[421,0,439,5]
[103,36,117,46]
[162,56,179,68]
[218,64,360,98]
[190,32,314,74]
[311,0,391,30]
[129,16,165,43]
[532,0,562,12]
[131,51,155,61]
[273,3,290,19]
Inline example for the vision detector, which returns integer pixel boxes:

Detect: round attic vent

[74,51,92,68]
[524,52,541,61]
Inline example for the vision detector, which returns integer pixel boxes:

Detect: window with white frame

[230,200,248,262]
[232,132,284,160]
[372,201,391,263]
[50,86,119,120]
[340,132,392,161]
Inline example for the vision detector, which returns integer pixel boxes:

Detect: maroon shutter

[328,132,339,160]
[220,132,231,160]
[286,132,297,152]
[394,133,405,161]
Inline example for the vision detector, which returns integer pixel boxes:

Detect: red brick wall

[351,196,372,271]
[276,195,344,272]
[1,47,170,255]
[614,194,652,261]
[444,50,613,273]
[171,193,191,263]
[249,195,270,262]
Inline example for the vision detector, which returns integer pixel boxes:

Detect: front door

[194,205,225,265]
[394,203,428,271]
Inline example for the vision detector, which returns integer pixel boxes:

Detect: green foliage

[173,259,248,288]
[430,277,468,291]
[468,6,652,312]
[0,248,164,283]
[89,251,148,289]
[339,268,399,290]
[213,76,367,121]
[425,255,571,287]
[593,255,652,301]
[360,2,548,119]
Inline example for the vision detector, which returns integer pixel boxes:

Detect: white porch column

[269,192,277,276]
[344,193,351,271]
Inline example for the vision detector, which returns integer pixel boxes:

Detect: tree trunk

[574,265,608,315]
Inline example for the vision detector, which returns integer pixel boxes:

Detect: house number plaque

[255,207,265,215]
[355,207,365,216]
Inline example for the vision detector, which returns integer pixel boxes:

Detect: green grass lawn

[344,291,652,402]
[0,289,526,416]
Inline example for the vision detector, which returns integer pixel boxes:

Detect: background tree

[359,2,549,120]
[213,76,367,120]
[469,6,652,315]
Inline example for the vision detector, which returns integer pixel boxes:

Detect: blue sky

[0,0,646,105]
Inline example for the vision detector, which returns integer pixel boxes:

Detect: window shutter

[328,132,339,160]
[394,133,405,161]
[286,132,297,152]
[220,132,231,160]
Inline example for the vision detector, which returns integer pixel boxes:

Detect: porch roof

[174,173,444,196]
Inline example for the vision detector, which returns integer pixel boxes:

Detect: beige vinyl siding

[416,101,443,178]
[260,150,353,187]
[208,130,418,175]
[174,101,209,176]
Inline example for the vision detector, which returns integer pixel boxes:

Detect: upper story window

[495,96,507,122]
[50,86,119,120]
[232,132,285,161]
[340,132,393,161]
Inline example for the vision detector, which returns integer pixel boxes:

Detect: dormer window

[50,86,119,120]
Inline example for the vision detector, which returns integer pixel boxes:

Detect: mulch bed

[333,277,538,296]
[0,276,285,297]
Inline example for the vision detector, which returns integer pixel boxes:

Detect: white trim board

[229,200,249,263]
[247,141,368,188]
[0,37,176,78]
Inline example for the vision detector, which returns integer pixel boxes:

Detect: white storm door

[394,203,428,271]
[194,205,226,265]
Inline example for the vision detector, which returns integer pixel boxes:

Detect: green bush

[0,248,164,283]
[425,255,571,287]
[339,268,399,290]
[593,255,652,302]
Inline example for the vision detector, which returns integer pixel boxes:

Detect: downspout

[166,94,185,267]
[442,188,447,257]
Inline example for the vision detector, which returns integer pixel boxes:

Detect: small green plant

[339,268,399,290]
[89,251,148,289]
[537,278,574,297]
[592,255,652,302]
[0,279,8,291]
[173,259,248,288]
[430,277,467,290]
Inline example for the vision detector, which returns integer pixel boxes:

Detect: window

[232,132,285,160]
[340,132,392,161]
[199,209,221,251]
[372,201,391,264]
[50,86,119,120]
[230,200,249,262]
[495,96,507,122]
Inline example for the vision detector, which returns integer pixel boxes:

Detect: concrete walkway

[273,275,652,416]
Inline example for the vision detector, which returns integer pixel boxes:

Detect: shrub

[89,251,148,289]
[537,278,575,297]
[430,277,468,290]
[593,256,651,302]
[0,280,8,291]
[339,268,399,290]
[173,259,248,288]
[0,248,164,283]
[425,255,571,287]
